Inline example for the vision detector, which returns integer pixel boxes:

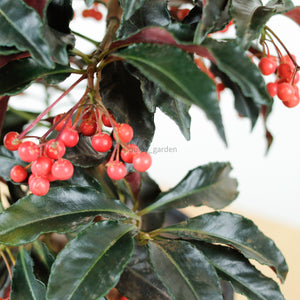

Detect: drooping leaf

[210,63,260,128]
[117,242,172,300]
[0,146,26,181]
[119,0,146,20]
[117,43,226,143]
[0,0,53,68]
[194,0,229,44]
[117,0,170,38]
[44,0,75,65]
[0,58,71,96]
[157,211,288,282]
[203,39,272,106]
[139,162,238,215]
[148,239,223,300]
[231,0,294,49]
[46,221,135,300]
[193,241,285,300]
[0,186,138,245]
[10,247,46,300]
[100,61,155,151]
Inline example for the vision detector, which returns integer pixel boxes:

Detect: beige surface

[181,206,300,300]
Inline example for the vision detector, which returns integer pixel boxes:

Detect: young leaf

[117,43,226,143]
[157,211,288,282]
[193,241,285,300]
[117,242,172,300]
[139,162,238,215]
[46,221,135,300]
[11,247,46,300]
[231,0,294,49]
[148,239,223,300]
[119,0,146,20]
[0,0,53,68]
[100,61,155,151]
[0,186,138,245]
[0,58,71,96]
[203,39,272,106]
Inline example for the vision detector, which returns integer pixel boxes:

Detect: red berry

[51,159,74,180]
[107,161,127,180]
[3,131,21,151]
[101,113,115,127]
[79,120,97,136]
[277,63,293,81]
[121,144,140,163]
[59,128,79,147]
[82,107,100,122]
[18,141,40,162]
[45,139,66,159]
[29,176,50,196]
[10,165,27,182]
[294,72,300,84]
[114,123,134,144]
[133,152,152,172]
[91,133,112,152]
[31,156,53,176]
[82,9,91,18]
[177,9,190,20]
[282,54,296,66]
[282,93,300,108]
[277,82,295,102]
[53,114,72,131]
[92,11,102,20]
[266,82,278,97]
[258,56,277,75]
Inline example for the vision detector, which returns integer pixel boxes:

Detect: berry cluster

[259,54,300,108]
[82,3,103,21]
[3,105,152,196]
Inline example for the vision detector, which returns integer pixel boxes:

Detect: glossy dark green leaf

[0,186,138,245]
[232,0,294,49]
[0,46,20,55]
[203,39,272,106]
[11,247,46,300]
[120,0,146,20]
[148,240,223,300]
[157,91,191,140]
[210,63,259,128]
[100,61,155,151]
[157,211,288,282]
[117,0,170,38]
[193,241,285,300]
[0,146,26,181]
[0,58,71,96]
[46,221,135,300]
[117,242,172,300]
[194,0,229,44]
[139,162,238,215]
[0,0,53,68]
[44,0,74,65]
[32,241,55,272]
[118,43,226,143]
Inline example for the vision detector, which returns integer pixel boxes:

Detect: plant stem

[6,247,16,265]
[71,49,92,64]
[0,249,12,279]
[71,30,99,46]
[18,75,86,140]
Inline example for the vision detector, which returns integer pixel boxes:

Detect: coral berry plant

[0,0,298,299]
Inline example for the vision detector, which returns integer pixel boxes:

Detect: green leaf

[203,39,272,106]
[46,221,135,300]
[11,247,46,300]
[0,145,26,181]
[193,241,285,300]
[139,162,238,215]
[0,186,138,245]
[0,46,20,55]
[84,0,94,7]
[148,239,223,300]
[117,242,172,300]
[100,61,155,151]
[157,211,288,282]
[194,0,229,44]
[117,43,226,143]
[120,0,146,20]
[32,241,55,272]
[117,0,170,38]
[231,0,294,49]
[0,0,53,68]
[0,58,71,96]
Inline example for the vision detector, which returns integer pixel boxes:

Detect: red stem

[0,96,9,138]
[18,75,86,140]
